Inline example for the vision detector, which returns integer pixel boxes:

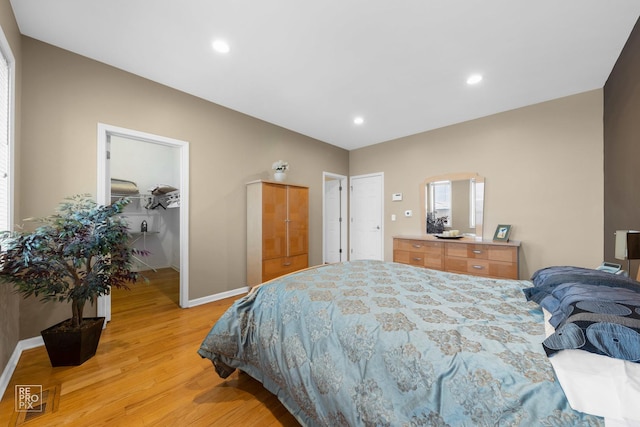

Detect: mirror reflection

[421,173,484,239]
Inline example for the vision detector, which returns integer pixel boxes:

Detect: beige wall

[18,37,349,338]
[350,90,604,279]
[0,0,22,380]
[604,18,640,277]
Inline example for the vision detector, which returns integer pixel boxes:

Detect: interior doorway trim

[96,123,190,321]
[322,172,348,264]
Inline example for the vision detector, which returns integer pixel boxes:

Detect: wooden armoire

[247,180,309,286]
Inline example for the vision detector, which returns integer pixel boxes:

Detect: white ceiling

[10,0,640,151]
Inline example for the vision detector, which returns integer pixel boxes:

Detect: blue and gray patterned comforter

[198,260,602,426]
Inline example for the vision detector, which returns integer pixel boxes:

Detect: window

[0,28,14,232]
[469,178,476,228]
[429,180,451,226]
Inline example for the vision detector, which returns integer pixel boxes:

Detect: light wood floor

[0,269,301,426]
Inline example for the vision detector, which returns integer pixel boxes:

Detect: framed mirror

[420,172,485,239]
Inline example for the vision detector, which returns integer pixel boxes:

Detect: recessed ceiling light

[353,116,364,125]
[212,39,230,54]
[466,74,483,85]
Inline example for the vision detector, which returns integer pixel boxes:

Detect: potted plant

[272,160,289,182]
[0,195,141,366]
[426,212,448,234]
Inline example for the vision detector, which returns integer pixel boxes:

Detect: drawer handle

[472,265,484,270]
[412,257,422,261]
[412,244,422,248]
[472,250,483,254]
[283,262,292,266]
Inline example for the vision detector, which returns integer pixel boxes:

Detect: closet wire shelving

[111,188,180,274]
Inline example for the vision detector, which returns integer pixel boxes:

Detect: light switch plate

[392,193,403,201]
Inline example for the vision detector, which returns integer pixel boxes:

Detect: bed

[523,266,640,426]
[198,260,609,426]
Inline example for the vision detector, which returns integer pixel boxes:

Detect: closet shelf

[110,180,180,209]
[144,191,180,210]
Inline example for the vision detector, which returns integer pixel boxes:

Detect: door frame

[96,123,190,321]
[322,172,348,264]
[349,172,384,261]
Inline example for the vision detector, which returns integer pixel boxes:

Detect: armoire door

[287,185,309,256]
[262,183,287,259]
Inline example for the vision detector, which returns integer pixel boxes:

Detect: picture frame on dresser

[493,224,512,242]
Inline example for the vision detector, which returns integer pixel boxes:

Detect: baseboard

[0,336,44,400]
[187,286,249,308]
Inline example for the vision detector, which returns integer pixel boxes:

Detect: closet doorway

[96,124,189,322]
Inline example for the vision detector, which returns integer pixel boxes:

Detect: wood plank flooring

[0,268,301,426]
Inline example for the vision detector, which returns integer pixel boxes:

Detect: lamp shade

[615,230,640,260]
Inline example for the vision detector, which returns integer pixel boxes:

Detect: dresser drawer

[394,250,444,269]
[394,250,423,266]
[262,254,308,281]
[446,243,488,259]
[446,258,518,278]
[445,257,490,276]
[487,261,518,279]
[394,239,443,269]
[394,239,443,253]
[487,245,518,263]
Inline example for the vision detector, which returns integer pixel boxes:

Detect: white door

[350,173,383,260]
[323,173,347,263]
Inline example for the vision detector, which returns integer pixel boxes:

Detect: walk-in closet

[109,135,181,272]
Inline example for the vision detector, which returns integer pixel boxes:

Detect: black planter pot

[40,317,105,367]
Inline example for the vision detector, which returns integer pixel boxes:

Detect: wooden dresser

[393,235,520,279]
[247,181,309,286]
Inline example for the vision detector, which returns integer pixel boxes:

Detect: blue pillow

[531,266,639,289]
[526,266,640,362]
[524,266,640,326]
[543,300,640,362]
[527,281,640,327]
